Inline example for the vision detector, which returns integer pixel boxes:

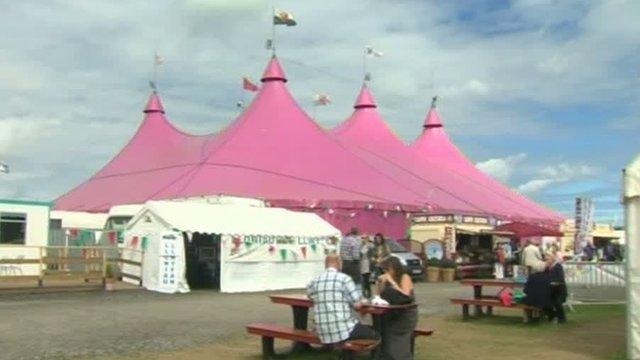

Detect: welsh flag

[274,10,296,26]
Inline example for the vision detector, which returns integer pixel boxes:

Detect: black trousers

[545,285,567,322]
[348,323,379,341]
[342,260,361,284]
[362,273,371,298]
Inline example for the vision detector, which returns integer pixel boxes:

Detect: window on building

[0,213,27,245]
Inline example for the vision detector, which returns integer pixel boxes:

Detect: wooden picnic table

[460,279,524,315]
[269,293,417,358]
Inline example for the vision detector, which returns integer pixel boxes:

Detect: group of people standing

[520,240,568,323]
[307,228,418,359]
[339,228,391,298]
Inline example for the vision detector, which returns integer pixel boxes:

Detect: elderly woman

[376,256,417,360]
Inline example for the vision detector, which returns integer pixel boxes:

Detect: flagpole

[362,47,367,82]
[271,6,276,56]
[153,52,159,92]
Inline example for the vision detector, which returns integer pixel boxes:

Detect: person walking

[360,236,373,298]
[340,227,362,285]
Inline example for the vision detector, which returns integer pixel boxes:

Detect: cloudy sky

[1,0,638,223]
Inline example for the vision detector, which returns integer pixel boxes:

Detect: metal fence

[564,261,626,287]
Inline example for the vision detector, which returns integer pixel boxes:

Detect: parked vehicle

[387,239,424,277]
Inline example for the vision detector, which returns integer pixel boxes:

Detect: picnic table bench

[450,298,539,322]
[246,323,379,360]
[451,279,541,322]
[246,293,434,358]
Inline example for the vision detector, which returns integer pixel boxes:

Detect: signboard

[412,214,489,224]
[424,239,444,260]
[443,226,454,258]
[223,234,332,262]
[574,197,594,255]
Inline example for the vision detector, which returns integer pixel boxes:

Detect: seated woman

[376,256,417,360]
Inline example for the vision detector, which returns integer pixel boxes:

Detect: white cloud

[517,163,600,194]
[0,0,636,212]
[476,153,527,182]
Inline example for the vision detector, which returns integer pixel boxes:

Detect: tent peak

[261,56,287,83]
[143,92,165,114]
[354,84,377,109]
[423,98,442,129]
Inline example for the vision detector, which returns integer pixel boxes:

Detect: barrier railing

[0,245,144,289]
[564,261,625,288]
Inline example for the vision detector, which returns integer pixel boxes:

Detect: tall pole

[271,6,276,56]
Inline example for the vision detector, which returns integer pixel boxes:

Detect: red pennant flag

[268,245,276,255]
[300,246,307,259]
[131,236,139,247]
[107,231,116,245]
[242,77,259,92]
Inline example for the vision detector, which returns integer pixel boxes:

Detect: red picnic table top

[460,279,525,288]
[269,293,417,315]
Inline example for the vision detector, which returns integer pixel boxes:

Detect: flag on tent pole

[313,93,331,106]
[154,52,164,66]
[0,161,9,174]
[365,45,384,57]
[273,10,297,26]
[242,77,260,92]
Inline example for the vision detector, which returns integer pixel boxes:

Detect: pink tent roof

[55,93,213,211]
[332,86,562,222]
[55,58,429,212]
[409,103,563,222]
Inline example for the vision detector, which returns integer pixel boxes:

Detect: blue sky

[0,0,638,223]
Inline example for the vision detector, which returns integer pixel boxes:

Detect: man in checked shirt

[307,254,379,345]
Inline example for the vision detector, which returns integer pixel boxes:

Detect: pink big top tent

[55,57,435,237]
[332,86,562,223]
[409,102,563,223]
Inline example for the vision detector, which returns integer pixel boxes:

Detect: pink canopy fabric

[332,86,562,223]
[55,57,434,237]
[409,104,563,223]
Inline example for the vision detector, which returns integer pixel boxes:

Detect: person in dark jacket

[545,253,568,323]
[523,270,551,310]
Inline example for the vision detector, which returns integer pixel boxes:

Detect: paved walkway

[0,282,469,360]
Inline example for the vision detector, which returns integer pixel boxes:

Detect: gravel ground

[0,282,469,360]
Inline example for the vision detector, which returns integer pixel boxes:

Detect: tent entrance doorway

[184,233,220,289]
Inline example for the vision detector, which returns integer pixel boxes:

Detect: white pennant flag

[154,52,164,66]
[313,93,331,106]
[365,45,384,57]
[0,161,9,174]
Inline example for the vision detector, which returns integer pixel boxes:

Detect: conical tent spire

[354,84,377,109]
[423,99,442,129]
[261,56,287,83]
[144,92,165,114]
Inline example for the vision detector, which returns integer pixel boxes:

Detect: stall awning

[494,221,563,239]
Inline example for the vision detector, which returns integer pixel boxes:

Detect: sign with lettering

[222,234,334,262]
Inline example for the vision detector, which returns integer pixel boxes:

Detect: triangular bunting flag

[279,248,287,261]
